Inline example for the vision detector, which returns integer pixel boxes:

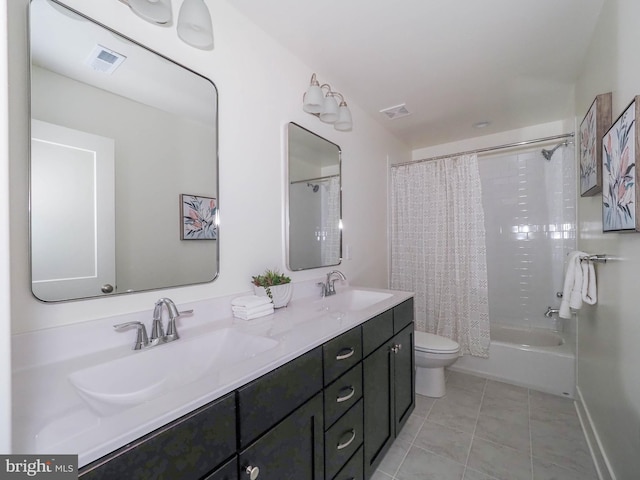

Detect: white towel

[559,251,586,319]
[559,251,598,318]
[232,304,274,316]
[581,261,597,305]
[233,306,274,321]
[231,295,272,308]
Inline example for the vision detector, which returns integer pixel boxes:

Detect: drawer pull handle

[336,386,355,403]
[245,465,260,480]
[337,429,356,450]
[390,343,402,354]
[336,347,355,361]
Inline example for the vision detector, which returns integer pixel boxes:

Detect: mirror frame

[285,122,342,271]
[28,0,220,302]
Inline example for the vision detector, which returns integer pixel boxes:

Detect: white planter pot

[253,283,293,308]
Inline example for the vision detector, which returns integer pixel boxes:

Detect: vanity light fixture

[118,0,213,50]
[303,73,353,132]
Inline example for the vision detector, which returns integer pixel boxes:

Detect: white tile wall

[478,146,576,331]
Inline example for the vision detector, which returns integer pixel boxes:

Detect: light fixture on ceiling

[303,73,352,132]
[119,0,213,50]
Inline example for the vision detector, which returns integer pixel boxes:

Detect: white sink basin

[319,289,393,312]
[68,328,278,416]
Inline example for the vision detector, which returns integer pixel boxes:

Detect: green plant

[251,269,291,300]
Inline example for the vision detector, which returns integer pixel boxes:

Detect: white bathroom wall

[478,146,576,331]
[574,0,640,477]
[6,0,410,336]
[0,0,13,453]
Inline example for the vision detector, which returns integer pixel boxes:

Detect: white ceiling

[230,0,605,149]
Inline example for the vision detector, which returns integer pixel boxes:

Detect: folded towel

[581,261,597,305]
[231,295,272,308]
[232,304,274,316]
[233,306,274,321]
[559,251,586,319]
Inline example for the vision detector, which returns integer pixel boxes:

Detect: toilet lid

[414,331,460,353]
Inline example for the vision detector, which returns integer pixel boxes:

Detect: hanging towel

[559,251,586,319]
[581,261,597,305]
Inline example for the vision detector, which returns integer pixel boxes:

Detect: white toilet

[414,331,461,398]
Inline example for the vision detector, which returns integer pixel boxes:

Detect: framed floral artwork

[180,194,217,240]
[580,92,611,196]
[602,97,639,232]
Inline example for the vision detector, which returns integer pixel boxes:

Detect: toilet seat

[415,331,460,354]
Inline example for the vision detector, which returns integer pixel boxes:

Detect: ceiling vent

[380,104,411,120]
[85,45,126,75]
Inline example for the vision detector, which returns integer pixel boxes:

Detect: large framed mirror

[287,123,342,271]
[29,0,219,302]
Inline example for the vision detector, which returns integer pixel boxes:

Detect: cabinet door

[239,393,324,480]
[203,457,238,480]
[393,324,415,434]
[362,339,394,479]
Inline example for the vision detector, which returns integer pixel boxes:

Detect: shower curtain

[391,154,490,357]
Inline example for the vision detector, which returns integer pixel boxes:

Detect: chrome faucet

[544,306,560,318]
[319,270,347,297]
[114,298,193,350]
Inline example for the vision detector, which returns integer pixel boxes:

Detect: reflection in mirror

[287,123,341,271]
[29,0,218,302]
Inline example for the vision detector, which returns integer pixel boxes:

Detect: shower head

[541,140,570,160]
[307,182,319,192]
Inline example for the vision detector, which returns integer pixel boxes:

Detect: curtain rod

[392,132,575,168]
[290,174,339,185]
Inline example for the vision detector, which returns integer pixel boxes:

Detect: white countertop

[12,282,413,467]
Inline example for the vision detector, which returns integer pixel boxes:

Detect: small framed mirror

[29,0,219,301]
[286,123,342,271]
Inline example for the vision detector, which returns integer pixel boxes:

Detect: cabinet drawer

[362,309,393,357]
[393,298,414,334]
[325,399,363,480]
[323,326,362,385]
[79,393,236,480]
[237,347,323,448]
[333,445,363,480]
[203,456,237,480]
[324,363,362,429]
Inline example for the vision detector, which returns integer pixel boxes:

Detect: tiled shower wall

[478,145,576,331]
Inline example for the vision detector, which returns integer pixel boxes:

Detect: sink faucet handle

[113,321,149,350]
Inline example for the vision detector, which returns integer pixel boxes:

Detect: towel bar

[580,254,608,264]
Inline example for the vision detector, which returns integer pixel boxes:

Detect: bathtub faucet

[544,306,560,318]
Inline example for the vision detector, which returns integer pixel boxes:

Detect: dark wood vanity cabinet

[78,298,414,480]
[363,299,415,479]
[78,393,237,480]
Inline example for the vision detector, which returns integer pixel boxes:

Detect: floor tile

[370,470,394,480]
[529,390,576,417]
[396,446,466,480]
[427,386,482,433]
[396,413,425,445]
[446,370,487,393]
[463,467,499,480]
[533,457,598,480]
[467,437,532,480]
[414,393,436,418]
[413,421,473,464]
[475,410,530,452]
[483,380,529,403]
[378,437,410,477]
[530,418,595,476]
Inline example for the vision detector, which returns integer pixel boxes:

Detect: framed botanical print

[580,92,611,196]
[180,194,217,240]
[602,97,639,232]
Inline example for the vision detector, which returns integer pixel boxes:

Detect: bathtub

[450,325,575,398]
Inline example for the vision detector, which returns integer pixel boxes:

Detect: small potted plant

[251,269,293,308]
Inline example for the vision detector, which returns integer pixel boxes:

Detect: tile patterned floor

[372,371,598,480]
